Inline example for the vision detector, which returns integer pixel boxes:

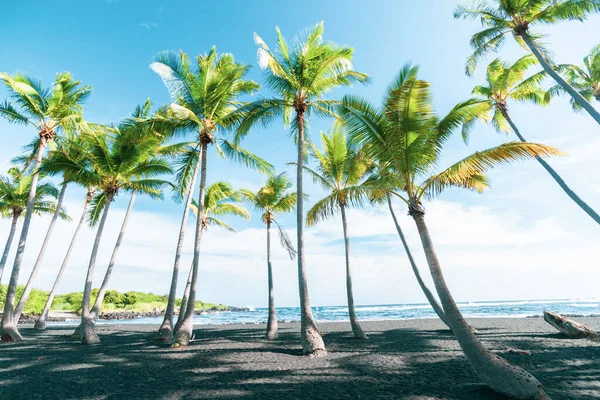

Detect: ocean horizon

[49,298,600,326]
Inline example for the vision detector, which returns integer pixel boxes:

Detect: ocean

[51,298,600,326]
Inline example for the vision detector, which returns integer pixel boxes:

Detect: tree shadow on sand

[0,321,598,399]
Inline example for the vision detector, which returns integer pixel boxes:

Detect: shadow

[0,319,598,399]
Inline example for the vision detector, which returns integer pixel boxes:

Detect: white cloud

[138,22,160,29]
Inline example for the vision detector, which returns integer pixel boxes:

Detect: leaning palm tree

[0,72,91,341]
[239,173,297,340]
[55,126,172,344]
[551,43,600,109]
[470,55,600,226]
[455,0,600,126]
[151,47,272,347]
[33,135,98,330]
[338,64,563,399]
[303,127,380,339]
[235,22,368,356]
[0,168,66,284]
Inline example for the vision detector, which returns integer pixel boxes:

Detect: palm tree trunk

[265,221,278,340]
[34,192,92,330]
[386,196,448,326]
[14,183,68,321]
[502,108,600,225]
[157,153,202,341]
[172,141,208,347]
[1,141,46,342]
[521,32,600,126]
[410,208,548,399]
[80,193,113,345]
[174,262,193,333]
[0,212,20,283]
[89,191,137,323]
[340,204,367,339]
[296,110,326,356]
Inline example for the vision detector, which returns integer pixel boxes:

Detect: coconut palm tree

[338,64,563,399]
[0,72,91,341]
[0,168,66,284]
[49,125,172,344]
[470,55,600,226]
[32,135,98,330]
[302,126,380,339]
[239,173,297,340]
[150,47,272,347]
[454,0,600,126]
[235,22,368,356]
[550,43,600,109]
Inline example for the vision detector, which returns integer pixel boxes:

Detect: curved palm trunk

[34,193,91,330]
[502,108,600,225]
[156,155,202,341]
[88,191,137,323]
[340,204,367,339]
[265,221,278,340]
[80,194,113,345]
[521,32,600,126]
[174,263,193,333]
[296,110,326,356]
[410,209,548,399]
[172,142,208,347]
[1,142,46,342]
[0,212,20,283]
[14,183,68,321]
[386,196,448,326]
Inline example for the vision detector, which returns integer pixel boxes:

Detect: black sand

[1,317,599,399]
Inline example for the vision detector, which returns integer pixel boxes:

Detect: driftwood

[506,348,532,355]
[543,311,599,341]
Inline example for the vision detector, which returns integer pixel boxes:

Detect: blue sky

[1,1,599,308]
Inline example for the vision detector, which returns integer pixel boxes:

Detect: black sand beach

[1,317,599,399]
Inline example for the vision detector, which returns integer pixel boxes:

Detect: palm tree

[151,47,272,347]
[0,72,91,341]
[32,135,98,330]
[302,127,379,339]
[470,55,600,226]
[338,64,563,399]
[551,43,600,108]
[0,168,66,284]
[239,173,297,340]
[177,182,249,336]
[455,0,600,126]
[235,22,368,356]
[52,126,171,344]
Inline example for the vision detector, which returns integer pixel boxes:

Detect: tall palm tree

[470,55,600,225]
[0,72,91,341]
[53,126,172,344]
[551,43,600,108]
[454,0,600,126]
[303,127,379,339]
[239,173,297,340]
[235,22,368,356]
[0,168,66,284]
[338,64,563,399]
[151,47,272,347]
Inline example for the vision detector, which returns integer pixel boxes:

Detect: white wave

[569,303,599,308]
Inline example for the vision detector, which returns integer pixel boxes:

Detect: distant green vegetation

[0,285,227,315]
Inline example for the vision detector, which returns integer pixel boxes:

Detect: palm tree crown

[239,173,297,258]
[454,0,600,76]
[0,72,91,142]
[552,43,600,108]
[190,182,250,231]
[304,126,377,226]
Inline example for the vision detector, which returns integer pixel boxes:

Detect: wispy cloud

[138,22,160,29]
